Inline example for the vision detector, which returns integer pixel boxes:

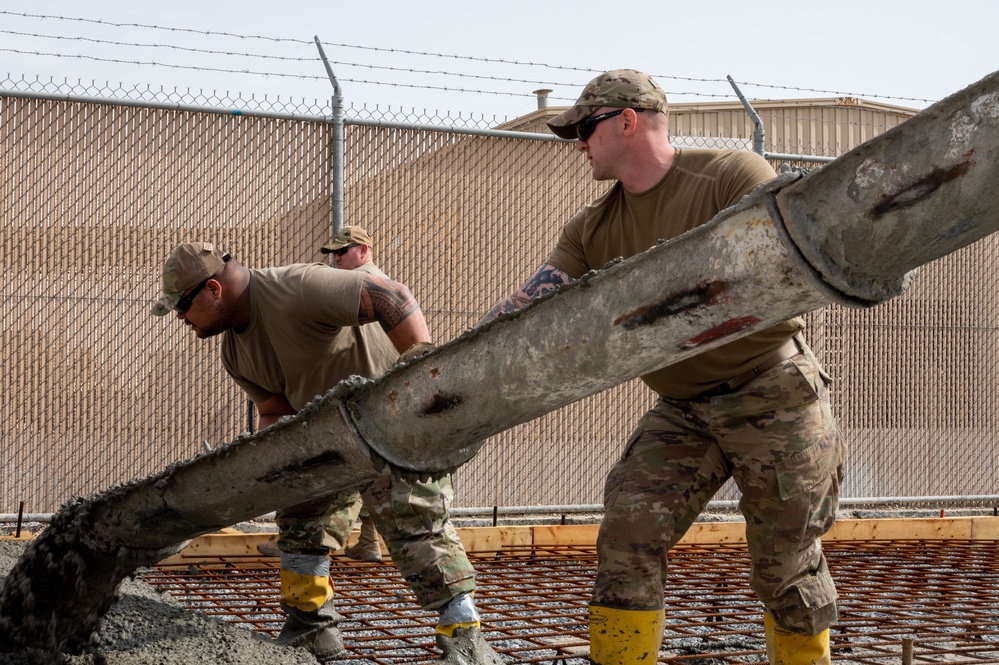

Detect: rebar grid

[145,539,999,664]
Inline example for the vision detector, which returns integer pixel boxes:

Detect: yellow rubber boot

[433,593,503,663]
[277,563,344,659]
[764,613,831,665]
[280,567,333,612]
[589,605,665,665]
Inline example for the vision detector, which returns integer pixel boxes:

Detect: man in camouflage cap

[150,241,230,316]
[320,224,434,565]
[482,70,843,664]
[321,225,372,258]
[153,241,503,664]
[546,69,667,140]
[320,224,377,273]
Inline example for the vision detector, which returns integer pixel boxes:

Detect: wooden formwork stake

[902,637,915,665]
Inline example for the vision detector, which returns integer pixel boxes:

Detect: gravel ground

[0,540,317,665]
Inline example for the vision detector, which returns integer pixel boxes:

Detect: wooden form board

[156,516,999,565]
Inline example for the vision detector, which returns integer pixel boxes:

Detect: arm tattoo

[520,264,571,299]
[358,274,420,332]
[481,264,571,324]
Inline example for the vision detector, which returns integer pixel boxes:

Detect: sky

[2,1,998,121]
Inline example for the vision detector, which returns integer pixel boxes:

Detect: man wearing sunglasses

[318,225,429,565]
[481,70,843,665]
[321,224,373,271]
[152,241,502,664]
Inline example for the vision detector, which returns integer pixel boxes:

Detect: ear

[205,278,223,299]
[621,108,641,137]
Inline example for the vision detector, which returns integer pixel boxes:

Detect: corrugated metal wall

[2,94,995,515]
[670,98,916,157]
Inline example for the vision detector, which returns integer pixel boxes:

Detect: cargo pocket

[603,426,644,511]
[767,430,845,554]
[776,435,841,502]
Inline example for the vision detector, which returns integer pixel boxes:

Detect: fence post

[315,37,345,236]
[727,74,766,157]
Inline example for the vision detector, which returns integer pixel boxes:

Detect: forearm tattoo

[482,264,571,324]
[358,275,420,332]
[520,264,570,299]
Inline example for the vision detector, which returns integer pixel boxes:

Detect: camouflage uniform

[540,68,843,659]
[214,262,479,612]
[277,473,474,608]
[155,244,495,661]
[593,336,846,634]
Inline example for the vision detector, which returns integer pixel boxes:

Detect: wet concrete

[0,540,316,664]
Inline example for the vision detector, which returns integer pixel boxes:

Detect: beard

[192,298,233,339]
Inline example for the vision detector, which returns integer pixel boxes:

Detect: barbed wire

[1,48,321,82]
[0,28,309,62]
[0,10,710,80]
[0,47,734,102]
[0,9,938,105]
[0,22,726,97]
[0,10,306,44]
[0,34,722,96]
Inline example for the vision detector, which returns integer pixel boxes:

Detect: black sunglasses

[174,279,208,314]
[331,243,359,257]
[576,108,626,142]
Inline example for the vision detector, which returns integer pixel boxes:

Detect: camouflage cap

[150,241,228,316]
[320,225,373,253]
[547,69,668,140]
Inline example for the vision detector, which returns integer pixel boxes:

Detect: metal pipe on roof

[533,88,553,110]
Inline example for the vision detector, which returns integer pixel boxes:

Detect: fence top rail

[0,87,565,141]
[2,86,826,150]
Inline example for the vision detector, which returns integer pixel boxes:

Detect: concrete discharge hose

[2,67,999,654]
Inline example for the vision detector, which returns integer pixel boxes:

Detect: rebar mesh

[147,539,999,664]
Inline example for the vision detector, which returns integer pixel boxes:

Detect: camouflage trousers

[594,338,846,635]
[276,473,476,611]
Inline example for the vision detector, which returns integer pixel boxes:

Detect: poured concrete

[0,540,315,665]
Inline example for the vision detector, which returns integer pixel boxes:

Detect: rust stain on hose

[682,316,762,349]
[614,278,730,330]
[868,159,974,220]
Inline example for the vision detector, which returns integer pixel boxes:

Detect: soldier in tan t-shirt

[318,225,392,564]
[482,70,845,665]
[152,241,501,664]
[318,227,467,578]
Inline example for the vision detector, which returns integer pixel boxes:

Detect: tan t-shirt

[221,263,399,411]
[352,262,387,278]
[546,148,803,399]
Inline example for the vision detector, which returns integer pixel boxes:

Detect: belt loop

[791,331,805,355]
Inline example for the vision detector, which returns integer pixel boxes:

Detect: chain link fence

[2,76,997,516]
